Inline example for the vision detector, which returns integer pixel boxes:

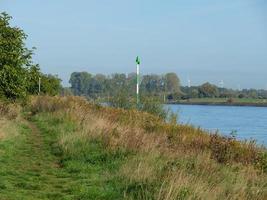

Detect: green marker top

[136,56,140,65]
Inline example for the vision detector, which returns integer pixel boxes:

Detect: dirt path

[0,119,74,200]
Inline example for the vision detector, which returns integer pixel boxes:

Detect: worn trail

[0,118,74,200]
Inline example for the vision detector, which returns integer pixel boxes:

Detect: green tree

[0,13,61,100]
[190,88,199,98]
[40,74,61,96]
[109,73,127,98]
[199,82,219,98]
[26,64,42,95]
[164,73,181,94]
[0,12,34,100]
[141,74,162,95]
[69,72,92,96]
[89,74,106,99]
[0,65,28,100]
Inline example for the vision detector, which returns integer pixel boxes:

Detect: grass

[32,113,128,200]
[0,96,267,199]
[0,117,75,200]
[0,112,128,199]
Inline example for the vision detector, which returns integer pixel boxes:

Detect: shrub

[139,97,169,120]
[256,152,267,173]
[210,134,235,163]
[109,92,169,120]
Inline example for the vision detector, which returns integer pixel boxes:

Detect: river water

[167,104,267,145]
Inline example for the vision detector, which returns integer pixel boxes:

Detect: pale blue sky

[1,0,267,89]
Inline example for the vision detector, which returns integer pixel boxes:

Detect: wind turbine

[219,80,224,88]
[187,77,191,88]
[237,84,241,91]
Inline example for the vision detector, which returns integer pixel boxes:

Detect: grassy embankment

[174,98,267,107]
[0,97,267,199]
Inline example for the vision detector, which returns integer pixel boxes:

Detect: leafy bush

[109,92,170,120]
[139,97,169,120]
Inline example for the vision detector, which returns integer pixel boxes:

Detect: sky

[1,0,267,89]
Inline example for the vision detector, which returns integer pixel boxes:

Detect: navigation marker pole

[136,56,141,106]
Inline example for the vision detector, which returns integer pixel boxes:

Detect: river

[167,104,267,146]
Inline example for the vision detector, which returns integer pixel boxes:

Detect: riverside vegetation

[0,96,266,200]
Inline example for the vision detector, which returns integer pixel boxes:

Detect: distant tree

[127,72,137,96]
[164,73,181,94]
[93,74,106,97]
[127,72,136,80]
[238,93,245,98]
[141,74,162,94]
[26,65,42,95]
[248,89,258,99]
[109,73,127,96]
[69,72,92,96]
[111,73,127,88]
[199,82,219,98]
[190,89,199,98]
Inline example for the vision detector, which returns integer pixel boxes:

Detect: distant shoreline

[168,101,267,107]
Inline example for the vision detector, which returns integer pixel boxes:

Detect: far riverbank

[168,98,267,107]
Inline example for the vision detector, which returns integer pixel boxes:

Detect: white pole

[137,63,140,104]
[188,79,191,88]
[38,77,41,95]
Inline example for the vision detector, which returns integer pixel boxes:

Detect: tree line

[181,83,267,100]
[69,72,181,100]
[0,13,61,101]
[69,72,267,101]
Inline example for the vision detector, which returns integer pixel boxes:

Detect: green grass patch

[0,113,129,199]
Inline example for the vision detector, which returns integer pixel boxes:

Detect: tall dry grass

[0,102,20,120]
[29,96,267,199]
[0,118,21,141]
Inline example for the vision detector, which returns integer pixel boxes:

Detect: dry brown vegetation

[0,118,21,141]
[0,102,21,140]
[0,102,20,120]
[29,96,267,200]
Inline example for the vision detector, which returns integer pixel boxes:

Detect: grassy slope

[0,117,75,200]
[0,96,267,199]
[0,114,127,200]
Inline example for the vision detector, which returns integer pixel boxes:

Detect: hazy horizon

[1,0,267,89]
